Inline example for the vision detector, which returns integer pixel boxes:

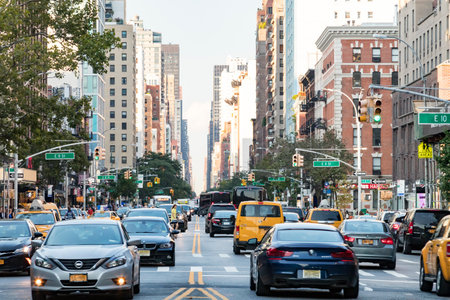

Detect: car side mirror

[283,216,286,222]
[171,230,180,235]
[33,232,43,239]
[127,239,141,246]
[31,239,43,249]
[248,238,258,245]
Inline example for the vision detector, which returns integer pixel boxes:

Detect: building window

[279,115,283,124]
[121,53,127,61]
[279,58,283,67]
[122,65,127,72]
[122,111,127,118]
[121,156,127,163]
[334,12,338,19]
[279,87,284,95]
[109,53,115,61]
[353,128,358,145]
[122,122,127,130]
[110,99,115,107]
[279,101,283,109]
[372,71,381,84]
[391,48,399,62]
[368,11,373,18]
[121,42,127,49]
[109,145,115,154]
[373,128,381,146]
[279,44,283,53]
[121,31,127,38]
[352,71,361,87]
[121,134,127,141]
[121,77,127,84]
[372,48,381,62]
[352,48,361,62]
[110,111,115,118]
[278,30,284,39]
[110,64,115,72]
[392,71,398,85]
[109,77,115,85]
[122,100,127,107]
[110,122,115,129]
[357,11,361,19]
[110,156,115,163]
[353,99,359,116]
[122,145,127,152]
[121,88,127,96]
[373,157,381,175]
[345,12,350,18]
[109,89,115,96]
[279,72,283,81]
[110,134,115,141]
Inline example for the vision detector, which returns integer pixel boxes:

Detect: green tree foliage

[108,172,138,200]
[435,131,450,204]
[213,172,247,191]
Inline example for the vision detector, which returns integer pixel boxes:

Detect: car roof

[129,208,166,211]
[240,201,281,206]
[275,223,338,231]
[122,216,166,221]
[344,219,385,223]
[54,219,119,226]
[310,208,340,212]
[0,219,29,222]
[18,211,53,214]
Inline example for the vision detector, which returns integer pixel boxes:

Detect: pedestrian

[88,206,94,216]
[345,210,349,219]
[8,208,14,219]
[0,207,4,219]
[171,204,179,230]
[65,206,76,220]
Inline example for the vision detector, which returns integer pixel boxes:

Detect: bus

[232,186,267,209]
[152,195,172,207]
[198,191,231,216]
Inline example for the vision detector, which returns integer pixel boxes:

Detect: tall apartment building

[104,23,136,170]
[314,24,398,210]
[394,0,450,208]
[161,44,181,100]
[181,119,191,183]
[144,85,162,153]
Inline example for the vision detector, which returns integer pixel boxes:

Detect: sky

[127,0,260,195]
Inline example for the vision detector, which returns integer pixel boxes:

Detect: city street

[0,216,445,300]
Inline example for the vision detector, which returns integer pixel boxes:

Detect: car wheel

[419,258,433,292]
[133,280,140,294]
[250,258,256,291]
[31,291,46,300]
[167,251,175,266]
[402,236,411,254]
[343,279,359,299]
[395,238,402,252]
[436,262,450,296]
[329,288,342,294]
[255,269,270,296]
[205,226,209,233]
[210,232,214,237]
[233,244,240,255]
[386,260,396,270]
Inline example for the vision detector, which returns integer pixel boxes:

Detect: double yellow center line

[190,217,202,284]
[165,287,229,300]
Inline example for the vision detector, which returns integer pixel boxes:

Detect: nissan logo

[308,249,314,256]
[74,260,83,269]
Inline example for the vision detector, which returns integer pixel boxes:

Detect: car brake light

[447,243,450,257]
[235,226,239,234]
[408,222,414,234]
[207,213,212,219]
[331,249,354,261]
[381,237,394,245]
[344,235,355,243]
[266,248,293,260]
[392,224,399,230]
[212,218,220,224]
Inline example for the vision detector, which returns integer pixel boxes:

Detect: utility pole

[65,169,69,208]
[93,159,97,209]
[14,153,18,212]
[83,171,87,211]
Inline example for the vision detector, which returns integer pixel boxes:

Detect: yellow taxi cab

[15,210,58,237]
[233,201,284,254]
[89,211,120,221]
[22,198,62,222]
[304,208,343,228]
[420,215,450,296]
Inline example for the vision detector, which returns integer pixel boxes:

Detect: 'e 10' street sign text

[313,161,340,167]
[45,153,75,160]
[418,113,450,125]
[268,177,285,182]
[98,175,116,180]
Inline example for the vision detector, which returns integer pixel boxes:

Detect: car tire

[205,226,209,233]
[395,238,402,252]
[402,236,412,254]
[133,281,140,294]
[436,262,450,296]
[233,244,240,255]
[255,270,270,296]
[210,232,214,237]
[419,258,433,292]
[250,259,256,291]
[343,279,359,299]
[167,251,175,266]
[31,291,46,300]
[329,288,342,294]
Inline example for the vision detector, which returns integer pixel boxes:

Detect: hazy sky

[127,0,260,195]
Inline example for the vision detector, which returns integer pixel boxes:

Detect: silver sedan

[30,219,140,300]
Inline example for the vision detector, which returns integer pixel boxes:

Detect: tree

[435,131,450,205]
[108,172,137,200]
[330,180,354,210]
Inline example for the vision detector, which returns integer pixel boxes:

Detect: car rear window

[284,208,303,217]
[127,210,167,221]
[345,221,387,233]
[310,210,341,221]
[213,211,237,218]
[210,205,235,213]
[277,229,343,243]
[240,205,281,217]
[382,213,395,222]
[414,211,450,226]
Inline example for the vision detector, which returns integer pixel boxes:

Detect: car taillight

[235,226,239,235]
[447,243,450,257]
[212,218,220,224]
[266,248,293,260]
[381,237,394,245]
[331,249,354,262]
[392,224,399,230]
[343,235,355,243]
[408,222,414,234]
[207,213,212,219]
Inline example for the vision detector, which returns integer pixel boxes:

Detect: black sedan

[0,219,43,273]
[122,216,178,266]
[208,210,237,237]
[250,223,359,298]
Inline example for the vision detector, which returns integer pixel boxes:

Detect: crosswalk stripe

[359,270,375,277]
[191,266,203,272]
[245,254,250,258]
[416,272,420,275]
[193,253,203,257]
[157,267,170,272]
[399,259,416,264]
[219,254,230,258]
[224,266,238,273]
[383,270,408,278]
[364,286,374,292]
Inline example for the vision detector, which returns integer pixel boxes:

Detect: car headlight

[35,256,55,269]
[14,245,31,254]
[159,242,173,249]
[104,256,127,269]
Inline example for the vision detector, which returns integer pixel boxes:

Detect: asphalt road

[0,216,445,300]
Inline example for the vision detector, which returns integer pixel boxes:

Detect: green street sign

[418,113,450,125]
[268,177,286,182]
[313,161,340,167]
[252,182,265,186]
[361,179,371,184]
[154,189,164,195]
[98,175,116,180]
[88,187,95,191]
[136,180,143,184]
[45,152,75,160]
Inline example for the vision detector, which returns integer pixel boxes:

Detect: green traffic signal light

[373,114,381,123]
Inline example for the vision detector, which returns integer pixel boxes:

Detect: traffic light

[100,147,106,160]
[124,170,130,179]
[373,98,382,123]
[170,189,174,196]
[94,147,100,160]
[241,179,247,186]
[358,99,369,122]
[292,154,298,167]
[154,177,160,184]
[147,181,152,187]
[298,155,304,167]
[128,171,133,180]
[248,172,255,182]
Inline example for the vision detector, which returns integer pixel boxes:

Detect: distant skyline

[127,0,260,195]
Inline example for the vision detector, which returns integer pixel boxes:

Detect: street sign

[418,113,450,125]
[361,179,371,184]
[354,171,367,176]
[313,161,340,167]
[97,175,116,180]
[9,173,24,179]
[154,189,164,195]
[268,177,285,182]
[372,179,387,184]
[418,142,433,159]
[252,182,265,186]
[397,179,405,196]
[45,152,75,160]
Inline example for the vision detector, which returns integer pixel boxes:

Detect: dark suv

[397,209,450,254]
[205,203,235,233]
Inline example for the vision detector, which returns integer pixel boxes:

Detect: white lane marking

[359,270,375,277]
[203,275,249,278]
[157,267,169,272]
[383,270,409,278]
[364,287,374,292]
[416,272,420,275]
[192,253,203,257]
[224,266,238,272]
[360,282,367,286]
[399,259,416,264]
[219,254,230,258]
[361,279,416,284]
[191,266,203,272]
[245,254,250,258]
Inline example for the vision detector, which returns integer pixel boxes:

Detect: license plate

[362,239,373,245]
[69,274,87,282]
[223,222,230,225]
[0,259,4,265]
[302,270,321,279]
[139,250,151,256]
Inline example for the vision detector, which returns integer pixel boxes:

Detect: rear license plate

[139,250,151,256]
[302,270,321,279]
[223,222,230,225]
[362,239,373,245]
[0,259,4,265]
[69,274,87,282]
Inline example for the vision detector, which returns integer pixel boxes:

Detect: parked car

[419,215,450,296]
[122,217,178,266]
[30,219,141,300]
[282,207,305,221]
[125,208,169,224]
[205,203,236,233]
[208,210,237,237]
[304,208,344,228]
[339,219,396,269]
[397,209,450,254]
[283,212,301,223]
[388,212,406,249]
[249,223,359,298]
[159,204,188,232]
[377,211,396,223]
[0,219,43,273]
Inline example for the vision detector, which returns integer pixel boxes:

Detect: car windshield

[0,222,31,238]
[123,220,169,234]
[127,210,168,222]
[240,205,281,217]
[45,224,122,246]
[16,213,55,225]
[345,221,387,233]
[277,229,343,243]
[284,213,299,221]
[382,213,394,222]
[213,211,237,218]
[92,212,111,218]
[182,205,190,212]
[310,210,341,221]
[415,211,450,226]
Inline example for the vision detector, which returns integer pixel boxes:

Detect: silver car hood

[38,244,125,259]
